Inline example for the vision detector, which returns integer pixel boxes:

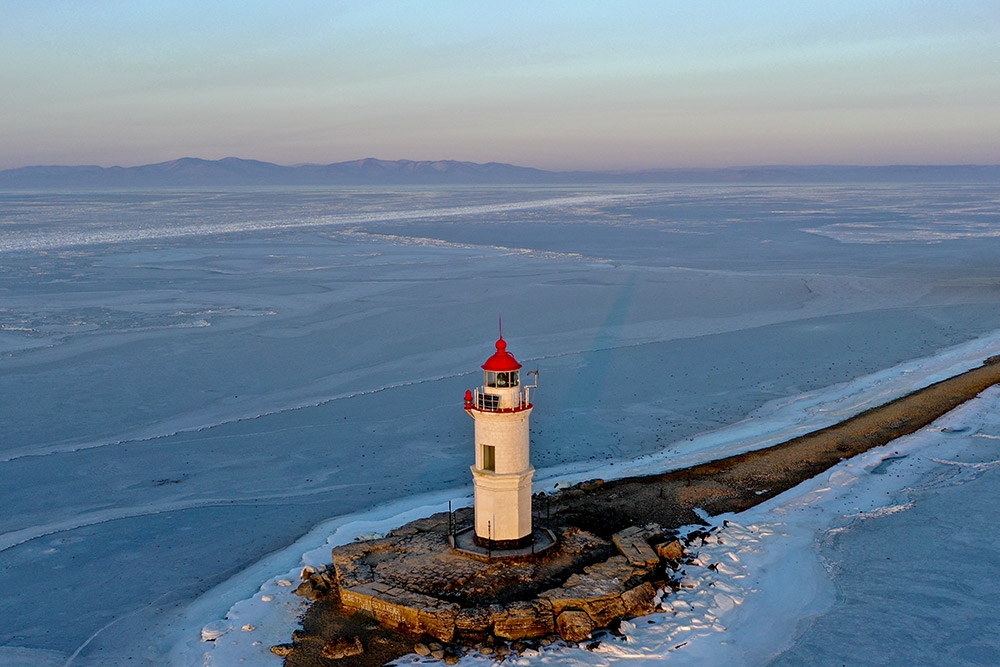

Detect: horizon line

[4,156,1000,172]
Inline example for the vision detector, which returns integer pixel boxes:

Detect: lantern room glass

[486,370,519,388]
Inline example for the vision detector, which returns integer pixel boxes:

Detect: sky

[1,1,999,171]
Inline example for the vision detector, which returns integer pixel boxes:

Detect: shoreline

[281,355,1000,665]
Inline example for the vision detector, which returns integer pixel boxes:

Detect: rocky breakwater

[275,508,689,663]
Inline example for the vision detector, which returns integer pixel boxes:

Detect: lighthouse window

[486,371,519,388]
[482,445,496,471]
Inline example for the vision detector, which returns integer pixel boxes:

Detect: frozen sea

[2,183,1000,666]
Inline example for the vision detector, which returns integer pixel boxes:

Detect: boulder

[318,569,337,589]
[581,595,626,627]
[655,539,684,561]
[270,643,295,657]
[556,610,596,642]
[492,600,555,640]
[612,527,659,568]
[414,643,431,657]
[542,592,625,628]
[620,582,657,616]
[293,579,319,600]
[321,636,364,659]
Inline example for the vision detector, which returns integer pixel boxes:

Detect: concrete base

[451,526,557,562]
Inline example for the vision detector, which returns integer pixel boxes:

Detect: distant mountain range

[2,157,998,189]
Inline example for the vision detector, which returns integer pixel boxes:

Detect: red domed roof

[482,336,522,371]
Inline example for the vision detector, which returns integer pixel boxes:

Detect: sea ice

[2,184,1000,665]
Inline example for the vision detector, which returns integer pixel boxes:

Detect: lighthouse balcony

[469,387,533,413]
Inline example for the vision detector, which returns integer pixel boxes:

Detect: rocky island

[273,352,1000,665]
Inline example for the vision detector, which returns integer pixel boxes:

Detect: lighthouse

[464,335,537,549]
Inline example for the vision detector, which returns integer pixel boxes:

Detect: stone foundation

[313,516,677,645]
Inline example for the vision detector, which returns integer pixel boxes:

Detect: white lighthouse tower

[464,334,537,549]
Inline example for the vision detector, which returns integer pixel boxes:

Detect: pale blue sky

[2,1,998,170]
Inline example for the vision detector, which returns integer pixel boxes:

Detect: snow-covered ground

[2,184,999,665]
